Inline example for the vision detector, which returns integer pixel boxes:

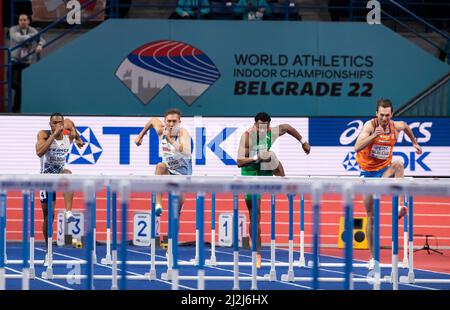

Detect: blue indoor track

[3,243,450,290]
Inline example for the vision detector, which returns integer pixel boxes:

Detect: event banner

[23,20,450,116]
[1,116,449,177]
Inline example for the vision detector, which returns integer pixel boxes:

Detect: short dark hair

[164,108,181,118]
[18,14,30,22]
[50,112,64,121]
[376,98,393,112]
[254,112,271,123]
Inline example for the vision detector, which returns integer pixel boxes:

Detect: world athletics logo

[116,40,221,106]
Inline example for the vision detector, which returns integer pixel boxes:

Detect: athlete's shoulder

[363,119,376,130]
[393,120,405,128]
[37,129,50,138]
[180,127,191,136]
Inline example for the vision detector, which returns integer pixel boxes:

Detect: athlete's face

[376,107,392,127]
[164,114,181,131]
[255,120,270,137]
[50,116,64,133]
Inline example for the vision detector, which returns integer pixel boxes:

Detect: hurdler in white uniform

[160,129,192,176]
[134,108,193,218]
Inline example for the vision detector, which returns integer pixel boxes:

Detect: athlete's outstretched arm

[394,121,422,154]
[64,118,84,148]
[135,118,164,146]
[276,124,311,155]
[354,121,379,152]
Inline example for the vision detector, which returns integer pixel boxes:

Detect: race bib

[370,145,391,160]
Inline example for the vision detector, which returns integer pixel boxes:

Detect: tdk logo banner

[101,126,237,166]
[309,118,450,146]
[342,151,431,172]
[1,116,448,176]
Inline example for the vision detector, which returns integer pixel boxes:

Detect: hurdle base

[264,270,277,282]
[383,275,393,283]
[295,257,306,268]
[144,270,157,281]
[189,258,199,266]
[281,271,295,282]
[400,272,415,284]
[161,270,172,281]
[42,269,53,280]
[101,255,112,265]
[29,267,35,279]
[206,256,217,266]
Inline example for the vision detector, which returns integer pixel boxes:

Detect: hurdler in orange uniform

[354,99,423,270]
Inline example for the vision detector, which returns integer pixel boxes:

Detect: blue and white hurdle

[2,175,450,290]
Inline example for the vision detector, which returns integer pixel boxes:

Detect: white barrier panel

[56,211,84,246]
[218,213,247,247]
[133,212,160,246]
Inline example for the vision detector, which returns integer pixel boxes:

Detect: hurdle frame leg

[145,192,157,280]
[43,192,54,279]
[296,193,306,268]
[282,194,295,282]
[162,193,173,281]
[110,191,118,290]
[232,193,240,290]
[250,194,258,290]
[101,185,112,265]
[208,193,217,266]
[0,191,6,290]
[373,195,381,290]
[402,195,408,268]
[390,196,399,290]
[265,194,277,281]
[400,196,415,284]
[29,191,35,279]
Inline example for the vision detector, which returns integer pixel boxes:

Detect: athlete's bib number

[370,145,391,160]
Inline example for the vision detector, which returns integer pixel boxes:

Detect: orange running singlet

[356,119,397,172]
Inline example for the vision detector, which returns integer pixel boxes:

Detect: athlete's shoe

[398,205,408,220]
[155,204,163,217]
[65,211,76,223]
[368,257,375,271]
[256,254,262,269]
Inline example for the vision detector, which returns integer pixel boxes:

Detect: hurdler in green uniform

[237,112,311,268]
[241,126,273,201]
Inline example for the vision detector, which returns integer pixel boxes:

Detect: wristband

[300,137,307,145]
[253,154,259,163]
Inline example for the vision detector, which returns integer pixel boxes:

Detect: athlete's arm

[64,118,84,148]
[394,121,422,154]
[354,121,381,152]
[276,124,311,155]
[135,118,164,146]
[36,130,55,157]
[170,128,191,157]
[237,132,259,167]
